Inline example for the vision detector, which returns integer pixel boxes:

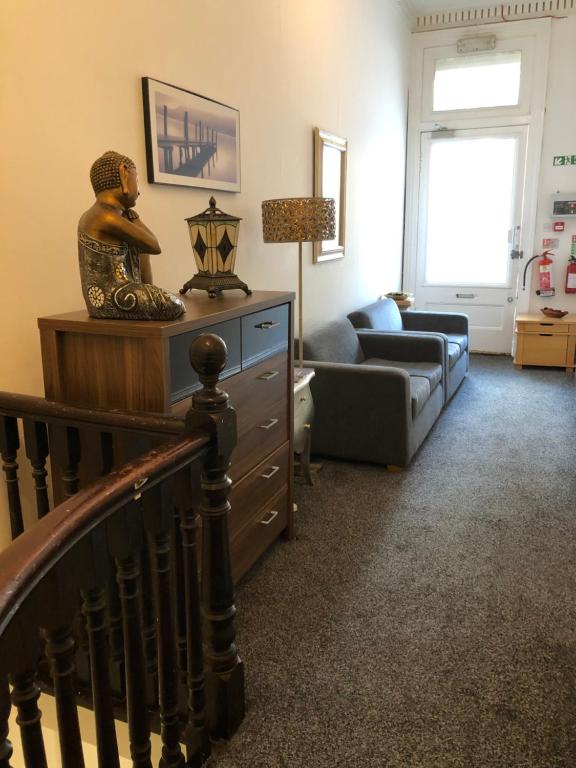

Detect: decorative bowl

[541,308,568,318]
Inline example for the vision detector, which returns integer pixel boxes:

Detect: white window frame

[403,19,551,316]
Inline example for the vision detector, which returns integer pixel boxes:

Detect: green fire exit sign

[553,155,576,166]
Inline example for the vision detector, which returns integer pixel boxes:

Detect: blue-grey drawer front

[169,319,241,403]
[241,304,289,367]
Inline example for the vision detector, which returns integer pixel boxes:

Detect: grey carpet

[212,355,576,767]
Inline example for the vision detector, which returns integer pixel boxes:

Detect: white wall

[0,1,411,542]
[529,15,576,311]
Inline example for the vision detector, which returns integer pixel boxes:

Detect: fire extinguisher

[567,237,576,294]
[536,250,555,297]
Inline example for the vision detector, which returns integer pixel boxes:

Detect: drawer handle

[255,320,280,330]
[260,509,279,526]
[258,370,280,381]
[456,293,477,299]
[539,323,553,327]
[539,334,553,337]
[261,465,280,480]
[258,418,279,430]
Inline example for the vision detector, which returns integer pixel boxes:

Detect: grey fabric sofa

[348,298,469,402]
[302,320,444,467]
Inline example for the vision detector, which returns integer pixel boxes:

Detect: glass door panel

[425,135,519,286]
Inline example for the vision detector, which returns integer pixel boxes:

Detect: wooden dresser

[514,313,576,373]
[38,290,295,582]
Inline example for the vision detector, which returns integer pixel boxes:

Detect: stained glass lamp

[180,196,251,298]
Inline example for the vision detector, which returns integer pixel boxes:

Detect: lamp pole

[298,241,304,369]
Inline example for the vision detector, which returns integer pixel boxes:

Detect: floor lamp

[261,197,335,368]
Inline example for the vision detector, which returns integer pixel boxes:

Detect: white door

[404,19,551,354]
[416,126,527,353]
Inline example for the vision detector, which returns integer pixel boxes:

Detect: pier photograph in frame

[142,77,240,192]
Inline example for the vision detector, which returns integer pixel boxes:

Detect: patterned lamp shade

[181,196,251,298]
[261,197,336,243]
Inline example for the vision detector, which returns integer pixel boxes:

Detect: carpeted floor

[212,354,576,767]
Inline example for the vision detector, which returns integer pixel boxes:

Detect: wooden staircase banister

[0,391,185,437]
[0,332,245,767]
[0,432,209,636]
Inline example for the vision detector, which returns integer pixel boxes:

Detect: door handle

[257,370,279,380]
[255,320,280,330]
[258,418,279,430]
[261,465,280,480]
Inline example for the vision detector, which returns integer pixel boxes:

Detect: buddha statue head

[90,150,139,208]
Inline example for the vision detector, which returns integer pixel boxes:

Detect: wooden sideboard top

[38,290,295,338]
[516,312,576,324]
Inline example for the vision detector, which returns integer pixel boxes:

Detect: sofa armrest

[304,360,413,464]
[356,330,444,365]
[400,311,469,336]
[303,360,411,416]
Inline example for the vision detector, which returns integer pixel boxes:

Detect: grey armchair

[302,320,444,468]
[348,298,469,402]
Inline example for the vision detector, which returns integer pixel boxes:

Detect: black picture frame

[142,77,241,192]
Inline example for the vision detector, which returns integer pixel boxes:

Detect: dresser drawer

[230,399,288,481]
[230,487,289,582]
[222,352,288,437]
[241,304,289,367]
[169,318,241,403]
[518,333,568,366]
[517,321,568,335]
[229,442,289,538]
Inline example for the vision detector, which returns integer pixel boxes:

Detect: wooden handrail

[0,332,245,766]
[0,431,208,637]
[0,391,184,436]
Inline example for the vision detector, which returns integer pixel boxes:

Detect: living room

[1,1,576,765]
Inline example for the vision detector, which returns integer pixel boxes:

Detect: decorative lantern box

[180,196,251,298]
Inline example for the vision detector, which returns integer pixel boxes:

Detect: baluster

[108,504,152,768]
[140,542,158,710]
[43,625,85,768]
[10,670,48,768]
[107,563,125,698]
[76,529,121,768]
[173,508,188,704]
[0,416,23,539]
[187,334,245,740]
[22,419,50,519]
[82,586,121,768]
[175,462,210,766]
[62,427,81,498]
[144,484,185,768]
[0,676,13,768]
[100,431,114,476]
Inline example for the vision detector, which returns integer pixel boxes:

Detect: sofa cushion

[447,342,462,369]
[446,333,467,352]
[303,320,365,364]
[362,358,442,392]
[348,298,403,332]
[409,376,431,418]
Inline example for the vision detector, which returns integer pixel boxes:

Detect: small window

[433,51,522,111]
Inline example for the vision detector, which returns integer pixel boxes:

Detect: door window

[433,51,522,111]
[424,134,519,286]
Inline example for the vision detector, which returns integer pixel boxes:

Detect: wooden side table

[514,313,576,373]
[293,368,315,485]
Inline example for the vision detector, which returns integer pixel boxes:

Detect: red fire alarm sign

[553,221,565,232]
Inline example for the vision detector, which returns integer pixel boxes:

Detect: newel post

[186,333,245,741]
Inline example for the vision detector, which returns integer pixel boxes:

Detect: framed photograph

[142,77,240,192]
[313,128,347,262]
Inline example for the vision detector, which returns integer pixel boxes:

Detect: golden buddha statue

[78,151,185,320]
